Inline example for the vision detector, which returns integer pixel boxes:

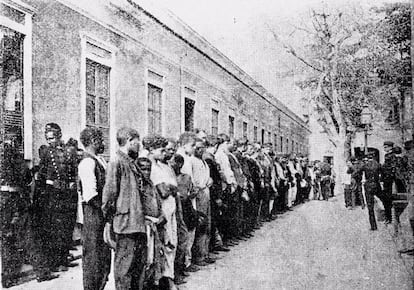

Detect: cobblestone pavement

[10,195,413,290]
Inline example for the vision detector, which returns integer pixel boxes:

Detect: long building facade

[1,0,310,163]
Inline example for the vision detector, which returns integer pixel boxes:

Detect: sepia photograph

[0,0,413,289]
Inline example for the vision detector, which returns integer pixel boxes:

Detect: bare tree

[268,3,408,187]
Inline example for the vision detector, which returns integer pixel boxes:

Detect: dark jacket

[228,152,246,189]
[381,152,396,182]
[38,142,78,184]
[102,150,146,234]
[203,152,223,202]
[362,159,381,185]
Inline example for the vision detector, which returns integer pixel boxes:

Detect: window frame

[1,0,35,159]
[242,121,248,139]
[145,68,165,135]
[228,115,235,139]
[181,86,196,133]
[80,33,116,156]
[253,126,258,143]
[211,108,219,136]
[210,97,220,135]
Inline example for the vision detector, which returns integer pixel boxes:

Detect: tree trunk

[332,131,350,196]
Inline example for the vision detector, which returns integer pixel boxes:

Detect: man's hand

[206,178,213,188]
[189,187,200,199]
[230,183,237,194]
[103,223,116,249]
[169,185,178,197]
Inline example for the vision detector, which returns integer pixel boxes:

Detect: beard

[164,153,173,162]
[97,145,105,154]
[128,150,139,160]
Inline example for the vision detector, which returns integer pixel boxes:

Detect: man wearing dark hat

[349,157,364,208]
[381,141,396,224]
[38,123,78,273]
[0,127,32,287]
[361,152,382,230]
[319,157,332,201]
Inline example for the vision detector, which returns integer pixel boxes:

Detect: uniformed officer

[361,152,382,231]
[381,141,395,224]
[393,146,407,194]
[0,127,31,287]
[38,123,78,272]
[403,140,414,251]
[349,157,364,208]
[319,158,332,201]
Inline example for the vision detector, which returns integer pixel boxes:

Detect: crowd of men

[343,141,414,237]
[0,123,338,289]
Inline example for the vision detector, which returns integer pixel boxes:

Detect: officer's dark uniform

[393,146,407,194]
[38,130,78,269]
[350,159,364,207]
[361,156,382,230]
[0,129,30,287]
[403,141,414,240]
[381,144,395,223]
[319,162,331,201]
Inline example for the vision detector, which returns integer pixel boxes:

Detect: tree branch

[266,24,323,72]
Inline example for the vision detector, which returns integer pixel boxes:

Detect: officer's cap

[393,146,402,154]
[366,152,375,158]
[45,123,62,139]
[45,123,61,133]
[383,141,394,147]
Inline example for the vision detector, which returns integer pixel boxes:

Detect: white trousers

[288,185,297,207]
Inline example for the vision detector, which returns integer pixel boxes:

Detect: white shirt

[275,162,286,180]
[150,161,178,187]
[78,155,107,202]
[191,157,211,189]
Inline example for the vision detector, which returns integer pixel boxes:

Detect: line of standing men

[1,122,314,289]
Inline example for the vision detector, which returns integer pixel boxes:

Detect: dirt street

[11,195,413,290]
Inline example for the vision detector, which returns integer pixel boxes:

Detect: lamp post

[361,105,372,155]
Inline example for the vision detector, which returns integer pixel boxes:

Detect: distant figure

[361,153,382,231]
[319,158,332,201]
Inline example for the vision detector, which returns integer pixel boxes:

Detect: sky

[156,0,406,115]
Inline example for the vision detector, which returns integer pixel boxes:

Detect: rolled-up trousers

[82,203,111,290]
[287,185,297,207]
